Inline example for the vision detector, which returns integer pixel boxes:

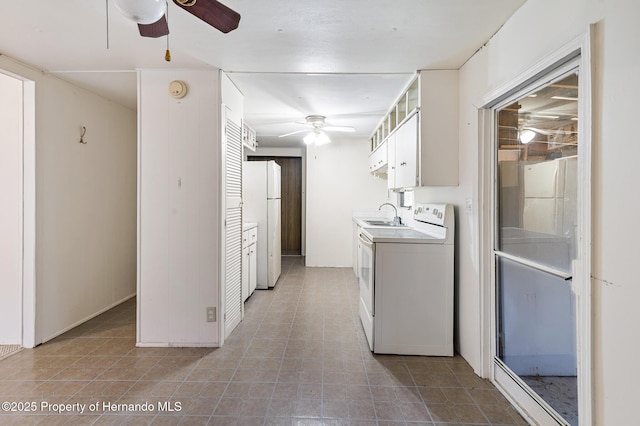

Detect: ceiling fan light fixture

[304,130,331,146]
[519,129,536,144]
[113,0,167,25]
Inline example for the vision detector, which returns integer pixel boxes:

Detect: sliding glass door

[493,68,580,425]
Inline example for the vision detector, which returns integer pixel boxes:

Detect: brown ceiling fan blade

[173,0,240,33]
[138,15,169,38]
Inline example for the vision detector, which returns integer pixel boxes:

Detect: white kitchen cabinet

[248,237,257,295]
[368,140,387,173]
[392,113,419,189]
[386,132,397,190]
[372,70,459,188]
[242,224,257,302]
[242,242,249,304]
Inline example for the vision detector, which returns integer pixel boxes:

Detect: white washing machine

[358,203,455,356]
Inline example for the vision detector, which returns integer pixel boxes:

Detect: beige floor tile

[0,257,528,425]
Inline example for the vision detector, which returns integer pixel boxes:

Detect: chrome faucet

[379,203,402,225]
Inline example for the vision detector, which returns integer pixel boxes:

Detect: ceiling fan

[279,115,356,139]
[113,0,241,38]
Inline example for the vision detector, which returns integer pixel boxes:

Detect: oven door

[358,232,375,351]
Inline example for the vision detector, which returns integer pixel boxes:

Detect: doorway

[483,47,592,426]
[248,156,302,255]
[0,72,23,347]
[0,71,36,349]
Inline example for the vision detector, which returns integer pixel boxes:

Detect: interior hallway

[0,257,526,425]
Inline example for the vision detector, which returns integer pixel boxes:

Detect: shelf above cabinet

[242,123,257,151]
[369,70,459,187]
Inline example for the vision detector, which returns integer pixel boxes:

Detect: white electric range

[357,203,455,356]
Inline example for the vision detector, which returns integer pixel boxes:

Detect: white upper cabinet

[386,132,397,190]
[394,112,419,189]
[368,140,387,173]
[371,70,459,188]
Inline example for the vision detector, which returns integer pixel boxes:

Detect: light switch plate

[465,198,473,215]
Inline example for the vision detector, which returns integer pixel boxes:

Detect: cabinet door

[242,245,249,302]
[369,141,387,173]
[395,113,419,189]
[387,132,396,190]
[249,243,257,295]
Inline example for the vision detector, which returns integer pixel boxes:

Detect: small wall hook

[79,126,87,144]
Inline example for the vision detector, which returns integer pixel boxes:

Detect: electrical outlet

[465,198,473,215]
[207,307,216,322]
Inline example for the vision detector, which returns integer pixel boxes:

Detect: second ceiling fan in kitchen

[278,115,356,145]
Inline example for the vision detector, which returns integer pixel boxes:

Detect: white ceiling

[0,0,526,147]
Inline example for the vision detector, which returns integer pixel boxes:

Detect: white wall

[0,73,23,344]
[306,138,388,267]
[0,57,138,345]
[422,0,638,423]
[138,69,221,346]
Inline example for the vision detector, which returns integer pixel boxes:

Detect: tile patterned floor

[0,257,527,425]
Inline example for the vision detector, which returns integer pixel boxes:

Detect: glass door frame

[478,29,593,425]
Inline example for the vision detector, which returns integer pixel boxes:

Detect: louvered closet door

[224,112,243,338]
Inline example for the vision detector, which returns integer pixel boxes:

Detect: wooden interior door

[248,156,302,255]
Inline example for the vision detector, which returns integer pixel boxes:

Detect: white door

[223,110,243,338]
[0,73,23,346]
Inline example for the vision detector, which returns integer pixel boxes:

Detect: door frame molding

[0,70,36,348]
[478,27,594,425]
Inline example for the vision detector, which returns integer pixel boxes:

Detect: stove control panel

[414,203,448,227]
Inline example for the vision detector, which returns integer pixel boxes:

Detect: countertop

[354,215,446,244]
[360,226,444,244]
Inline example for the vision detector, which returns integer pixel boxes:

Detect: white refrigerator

[243,160,282,289]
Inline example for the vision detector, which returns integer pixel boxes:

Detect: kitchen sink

[363,219,406,227]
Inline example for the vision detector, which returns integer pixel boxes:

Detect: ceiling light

[530,114,560,119]
[551,96,578,101]
[304,130,331,146]
[113,0,167,25]
[519,129,536,144]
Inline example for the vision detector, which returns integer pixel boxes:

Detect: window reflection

[497,72,579,274]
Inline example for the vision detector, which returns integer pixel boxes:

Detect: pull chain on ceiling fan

[112,0,241,59]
